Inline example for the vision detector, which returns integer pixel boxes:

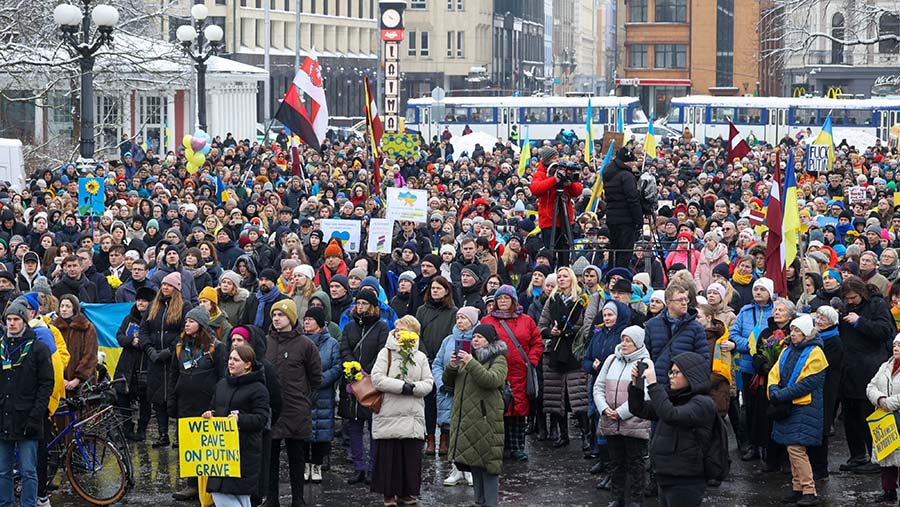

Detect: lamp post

[176,4,224,133]
[53,0,119,161]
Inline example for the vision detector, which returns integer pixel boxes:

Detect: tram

[405,95,646,142]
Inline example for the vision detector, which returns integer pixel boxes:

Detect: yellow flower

[106,275,122,289]
[84,179,100,195]
[354,373,363,381]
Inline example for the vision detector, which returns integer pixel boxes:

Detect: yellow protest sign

[178,417,241,478]
[382,133,421,159]
[868,408,900,462]
[894,192,900,207]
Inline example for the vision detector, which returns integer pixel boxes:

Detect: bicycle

[45,378,135,505]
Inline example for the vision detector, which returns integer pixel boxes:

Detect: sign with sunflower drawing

[78,177,105,216]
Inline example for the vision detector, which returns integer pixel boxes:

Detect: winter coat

[240,291,289,332]
[339,314,389,420]
[205,369,270,495]
[867,357,900,466]
[390,292,414,319]
[628,351,716,485]
[0,328,54,441]
[582,301,631,415]
[840,294,894,399]
[594,344,652,439]
[309,290,341,339]
[115,278,158,303]
[266,326,323,440]
[216,241,244,271]
[530,161,584,229]
[308,330,342,443]
[139,297,190,404]
[729,302,774,375]
[694,245,728,291]
[432,325,475,427]
[218,288,249,329]
[444,339,508,475]
[370,330,434,440]
[644,309,709,384]
[52,314,98,383]
[539,291,587,371]
[457,284,486,315]
[482,311,543,416]
[415,302,458,362]
[729,278,754,313]
[222,325,283,426]
[601,158,642,228]
[808,286,842,313]
[209,310,233,342]
[29,317,68,415]
[665,248,699,275]
[52,275,98,304]
[167,338,227,418]
[768,336,827,447]
[114,305,149,394]
[818,326,843,430]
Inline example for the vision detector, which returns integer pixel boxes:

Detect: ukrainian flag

[585,99,594,164]
[813,113,835,172]
[518,128,531,177]
[783,149,801,267]
[645,115,658,159]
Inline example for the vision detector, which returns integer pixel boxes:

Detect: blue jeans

[0,439,39,507]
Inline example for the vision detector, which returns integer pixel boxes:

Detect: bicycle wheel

[65,435,128,505]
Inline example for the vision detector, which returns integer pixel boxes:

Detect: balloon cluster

[182,129,212,174]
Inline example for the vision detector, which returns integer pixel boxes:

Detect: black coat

[52,275,98,304]
[602,158,642,227]
[338,315,388,420]
[266,327,322,440]
[205,369,270,495]
[113,305,149,393]
[839,294,894,399]
[0,328,54,440]
[240,292,289,332]
[139,297,190,405]
[167,338,228,418]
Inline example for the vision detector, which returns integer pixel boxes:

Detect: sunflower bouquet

[396,330,418,379]
[343,361,363,383]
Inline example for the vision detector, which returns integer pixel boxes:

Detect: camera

[549,162,580,184]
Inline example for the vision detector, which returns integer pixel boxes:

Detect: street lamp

[176,4,224,133]
[54,0,119,161]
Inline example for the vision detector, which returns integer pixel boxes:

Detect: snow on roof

[407,95,639,108]
[671,95,900,109]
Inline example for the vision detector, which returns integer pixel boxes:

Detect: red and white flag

[364,77,384,193]
[764,151,787,297]
[275,51,329,151]
[728,122,751,165]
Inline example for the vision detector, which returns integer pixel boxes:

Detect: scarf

[732,270,752,286]
[185,265,208,279]
[490,305,524,320]
[254,287,282,327]
[893,358,900,376]
[0,335,34,369]
[880,264,899,281]
[768,341,827,405]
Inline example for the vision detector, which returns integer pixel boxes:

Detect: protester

[305,306,342,484]
[52,294,98,391]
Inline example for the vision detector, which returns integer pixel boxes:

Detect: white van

[0,139,26,191]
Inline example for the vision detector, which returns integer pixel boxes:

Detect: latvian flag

[276,52,329,151]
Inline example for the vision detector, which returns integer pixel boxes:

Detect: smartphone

[456,339,472,353]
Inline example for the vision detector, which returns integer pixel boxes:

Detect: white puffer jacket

[593,344,652,440]
[371,330,434,441]
[866,358,900,466]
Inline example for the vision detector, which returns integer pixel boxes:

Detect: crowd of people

[0,123,899,507]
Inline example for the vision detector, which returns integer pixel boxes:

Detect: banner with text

[321,219,362,253]
[807,144,830,174]
[868,408,900,462]
[178,417,241,478]
[385,188,428,223]
[367,218,394,254]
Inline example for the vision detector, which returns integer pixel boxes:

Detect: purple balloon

[190,136,206,152]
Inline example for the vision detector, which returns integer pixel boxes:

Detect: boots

[552,414,570,448]
[547,414,559,443]
[304,463,311,481]
[424,434,436,455]
[525,415,536,435]
[438,433,449,456]
[536,414,549,441]
[310,464,322,483]
[172,482,199,501]
[443,464,465,486]
[152,434,170,448]
[577,412,592,453]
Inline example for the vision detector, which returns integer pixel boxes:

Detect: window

[50,93,70,124]
[420,31,429,56]
[457,31,463,57]
[549,108,573,123]
[443,106,467,122]
[96,96,120,125]
[523,107,548,122]
[833,109,872,126]
[655,0,686,22]
[667,107,682,123]
[710,107,735,124]
[470,107,494,122]
[794,108,818,125]
[448,0,462,8]
[256,19,265,46]
[832,13,844,63]
[629,0,647,22]
[410,0,426,8]
[323,0,327,15]
[629,44,647,68]
[408,30,417,55]
[880,14,900,53]
[737,108,762,124]
[447,31,453,57]
[654,44,686,68]
[715,0,733,87]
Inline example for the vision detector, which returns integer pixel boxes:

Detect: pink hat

[162,272,182,291]
[456,306,481,327]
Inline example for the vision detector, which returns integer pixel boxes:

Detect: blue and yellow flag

[783,149,800,267]
[585,99,594,164]
[645,114,658,159]
[216,175,227,205]
[586,140,615,214]
[518,128,531,177]
[813,113,835,172]
[616,103,624,132]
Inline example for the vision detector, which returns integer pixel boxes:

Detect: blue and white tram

[405,96,647,142]
[667,95,900,148]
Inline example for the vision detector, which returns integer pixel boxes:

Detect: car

[624,123,681,144]
[256,122,284,144]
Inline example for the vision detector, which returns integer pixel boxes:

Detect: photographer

[602,147,643,269]
[530,147,584,267]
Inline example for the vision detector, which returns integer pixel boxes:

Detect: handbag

[499,320,540,402]
[350,351,391,414]
[767,400,792,421]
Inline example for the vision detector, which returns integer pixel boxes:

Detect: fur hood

[474,338,508,364]
[391,247,420,267]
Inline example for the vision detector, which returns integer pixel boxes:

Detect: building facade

[614,0,761,117]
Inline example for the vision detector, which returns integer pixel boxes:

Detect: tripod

[548,186,575,268]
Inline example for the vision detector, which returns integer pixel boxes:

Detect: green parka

[444,339,508,475]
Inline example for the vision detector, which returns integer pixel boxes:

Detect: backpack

[637,172,658,215]
[694,413,731,482]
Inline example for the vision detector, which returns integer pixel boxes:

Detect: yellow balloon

[182,135,192,149]
[185,147,195,159]
[186,162,198,174]
[193,152,206,166]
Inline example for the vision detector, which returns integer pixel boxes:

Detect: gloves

[751,353,770,375]
[23,418,42,439]
[401,382,415,396]
[156,348,172,363]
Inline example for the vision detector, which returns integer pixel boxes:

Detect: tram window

[549,108,572,123]
[737,108,762,124]
[470,107,494,123]
[523,108,548,122]
[835,109,872,126]
[444,106,468,123]
[406,108,417,123]
[710,107,735,124]
[795,109,818,125]
[667,107,681,123]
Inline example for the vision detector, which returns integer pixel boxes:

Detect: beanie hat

[230,326,252,343]
[494,284,518,303]
[330,274,350,292]
[473,323,499,343]
[602,300,618,317]
[633,272,650,290]
[33,277,52,296]
[676,231,693,243]
[162,272,182,291]
[790,314,815,338]
[816,306,839,327]
[305,307,327,329]
[706,283,727,303]
[611,278,633,293]
[398,271,417,284]
[712,262,731,279]
[220,270,241,288]
[650,290,666,304]
[440,244,456,257]
[4,301,28,322]
[622,325,646,349]
[238,236,253,249]
[823,269,843,284]
[20,292,40,314]
[135,286,157,302]
[294,264,315,281]
[460,266,482,283]
[185,306,211,330]
[402,241,417,254]
[753,277,775,302]
[571,256,589,276]
[324,239,343,258]
[271,299,299,326]
[456,306,480,327]
[355,288,379,307]
[280,259,300,272]
[422,254,442,269]
[258,268,279,282]
[198,286,218,305]
[146,219,160,231]
[540,146,558,164]
[348,267,367,281]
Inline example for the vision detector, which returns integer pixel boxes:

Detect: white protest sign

[321,219,361,253]
[367,218,394,254]
[848,186,867,205]
[807,144,830,173]
[385,187,429,223]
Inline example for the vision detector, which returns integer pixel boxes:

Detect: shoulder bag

[350,348,392,414]
[499,320,541,402]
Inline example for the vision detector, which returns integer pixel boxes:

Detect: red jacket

[481,313,543,416]
[529,161,583,229]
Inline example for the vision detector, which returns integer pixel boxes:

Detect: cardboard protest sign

[868,408,900,462]
[179,417,241,478]
[321,219,362,253]
[367,218,393,254]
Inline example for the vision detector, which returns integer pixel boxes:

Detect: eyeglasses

[669,297,688,303]
[668,369,683,378]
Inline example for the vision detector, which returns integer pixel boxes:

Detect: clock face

[382,9,401,28]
